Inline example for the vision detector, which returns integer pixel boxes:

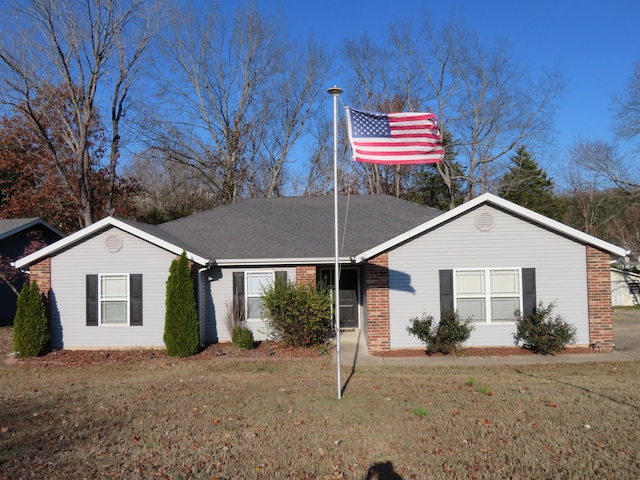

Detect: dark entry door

[321,268,359,329]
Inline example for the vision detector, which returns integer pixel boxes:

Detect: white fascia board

[15,217,209,269]
[355,193,627,263]
[213,257,354,267]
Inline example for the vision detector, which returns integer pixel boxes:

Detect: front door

[321,268,359,329]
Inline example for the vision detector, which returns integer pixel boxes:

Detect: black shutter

[439,270,454,315]
[86,274,98,326]
[522,268,536,317]
[275,271,287,284]
[130,274,143,326]
[232,272,245,322]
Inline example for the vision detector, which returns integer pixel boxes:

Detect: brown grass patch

[1,323,639,479]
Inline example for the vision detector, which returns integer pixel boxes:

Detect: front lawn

[1,348,638,478]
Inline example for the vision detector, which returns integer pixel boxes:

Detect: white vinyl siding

[50,227,175,349]
[387,204,590,348]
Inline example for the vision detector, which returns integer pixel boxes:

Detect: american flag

[346,108,444,164]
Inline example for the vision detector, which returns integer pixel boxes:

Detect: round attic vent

[105,234,123,253]
[475,212,494,232]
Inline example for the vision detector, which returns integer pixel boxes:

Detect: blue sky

[252,0,639,175]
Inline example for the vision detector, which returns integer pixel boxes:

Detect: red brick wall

[365,253,390,352]
[295,266,316,287]
[29,258,52,319]
[586,246,614,352]
[30,258,51,294]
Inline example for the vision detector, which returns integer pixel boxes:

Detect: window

[232,271,287,322]
[455,268,521,323]
[245,271,274,320]
[86,274,143,327]
[100,274,129,325]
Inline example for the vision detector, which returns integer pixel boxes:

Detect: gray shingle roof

[117,218,204,256]
[0,218,40,238]
[158,195,443,262]
[0,218,64,241]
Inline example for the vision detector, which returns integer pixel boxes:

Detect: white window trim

[454,267,522,324]
[98,273,130,326]
[245,271,275,321]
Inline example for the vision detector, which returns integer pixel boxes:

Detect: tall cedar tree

[13,281,49,358]
[164,251,199,357]
[498,146,564,220]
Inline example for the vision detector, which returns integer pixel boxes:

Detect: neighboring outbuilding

[611,267,640,307]
[15,193,626,353]
[0,218,64,326]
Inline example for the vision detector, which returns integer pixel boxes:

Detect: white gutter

[212,256,355,267]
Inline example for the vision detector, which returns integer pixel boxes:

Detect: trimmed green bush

[516,301,576,354]
[407,311,473,354]
[164,251,200,357]
[232,326,255,350]
[261,278,333,347]
[13,281,49,358]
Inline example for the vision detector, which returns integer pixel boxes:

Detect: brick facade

[365,253,390,352]
[30,258,52,320]
[586,246,614,352]
[295,265,317,287]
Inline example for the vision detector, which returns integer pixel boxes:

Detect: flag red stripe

[354,148,445,156]
[353,140,442,147]
[388,114,436,122]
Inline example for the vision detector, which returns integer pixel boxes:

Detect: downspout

[198,264,211,347]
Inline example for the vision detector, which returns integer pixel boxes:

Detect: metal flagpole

[327,85,343,399]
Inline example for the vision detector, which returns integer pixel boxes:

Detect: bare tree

[560,139,633,237]
[388,14,562,206]
[144,1,329,206]
[613,61,640,143]
[566,137,640,193]
[0,0,163,226]
[124,150,217,223]
[341,35,424,197]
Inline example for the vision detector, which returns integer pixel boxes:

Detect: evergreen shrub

[13,281,49,358]
[232,326,255,350]
[164,251,200,357]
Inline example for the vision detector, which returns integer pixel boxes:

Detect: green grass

[1,356,639,479]
[412,406,430,417]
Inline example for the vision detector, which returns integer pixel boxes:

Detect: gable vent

[475,212,494,232]
[105,234,123,253]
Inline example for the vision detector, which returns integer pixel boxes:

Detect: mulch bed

[4,339,325,368]
[374,346,597,357]
[1,326,598,367]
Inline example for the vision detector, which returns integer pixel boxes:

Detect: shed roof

[0,218,64,242]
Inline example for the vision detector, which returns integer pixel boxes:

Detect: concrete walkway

[335,324,640,368]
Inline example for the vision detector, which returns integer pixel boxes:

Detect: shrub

[407,311,473,355]
[260,278,333,347]
[13,281,49,358]
[164,251,200,357]
[516,301,576,354]
[232,326,255,350]
[224,298,244,335]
